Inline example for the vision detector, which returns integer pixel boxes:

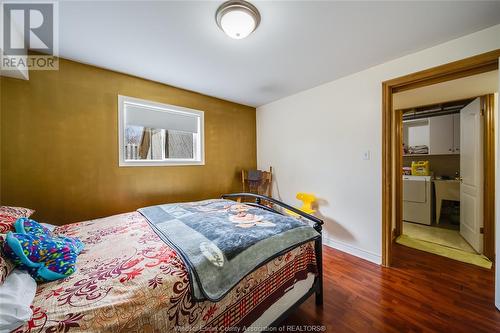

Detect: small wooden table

[433,179,460,223]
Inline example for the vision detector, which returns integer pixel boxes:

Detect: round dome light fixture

[216,0,261,39]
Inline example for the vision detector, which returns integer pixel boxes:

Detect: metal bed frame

[221,193,324,326]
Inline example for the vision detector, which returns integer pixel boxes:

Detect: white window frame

[118,95,205,167]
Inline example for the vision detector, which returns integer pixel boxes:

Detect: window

[118,95,204,166]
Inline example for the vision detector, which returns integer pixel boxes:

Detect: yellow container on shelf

[411,161,430,176]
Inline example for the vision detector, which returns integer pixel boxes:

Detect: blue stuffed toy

[3,218,84,282]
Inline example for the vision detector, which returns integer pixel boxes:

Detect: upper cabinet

[403,113,460,156]
[453,113,460,153]
[429,114,455,154]
[403,118,429,150]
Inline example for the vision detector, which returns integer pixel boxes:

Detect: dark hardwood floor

[281,243,499,333]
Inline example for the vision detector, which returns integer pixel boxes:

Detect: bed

[12,193,323,332]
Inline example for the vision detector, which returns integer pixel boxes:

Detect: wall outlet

[362,150,371,160]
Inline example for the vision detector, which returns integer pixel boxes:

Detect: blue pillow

[14,217,52,238]
[2,218,84,282]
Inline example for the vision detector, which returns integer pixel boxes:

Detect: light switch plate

[362,150,371,160]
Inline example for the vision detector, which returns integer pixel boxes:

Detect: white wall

[257,24,500,264]
[393,70,498,109]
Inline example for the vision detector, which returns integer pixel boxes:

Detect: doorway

[381,49,500,266]
[395,95,494,268]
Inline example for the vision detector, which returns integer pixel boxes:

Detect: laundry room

[391,70,498,268]
[402,106,462,228]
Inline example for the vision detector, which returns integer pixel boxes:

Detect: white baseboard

[322,237,382,265]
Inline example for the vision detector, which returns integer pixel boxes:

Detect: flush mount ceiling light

[215,0,261,39]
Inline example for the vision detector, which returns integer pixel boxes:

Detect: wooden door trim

[394,110,403,239]
[382,49,500,266]
[483,94,496,260]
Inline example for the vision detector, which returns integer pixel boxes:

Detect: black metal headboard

[221,192,323,233]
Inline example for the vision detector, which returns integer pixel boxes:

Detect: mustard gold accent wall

[0,58,256,225]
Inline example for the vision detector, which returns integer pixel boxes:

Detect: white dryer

[403,175,432,225]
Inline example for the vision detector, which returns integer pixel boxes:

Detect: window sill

[119,159,205,167]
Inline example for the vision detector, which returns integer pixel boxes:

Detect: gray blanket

[138,199,320,301]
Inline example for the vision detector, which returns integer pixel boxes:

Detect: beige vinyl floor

[403,222,476,254]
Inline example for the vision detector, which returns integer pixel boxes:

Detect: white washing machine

[403,175,432,225]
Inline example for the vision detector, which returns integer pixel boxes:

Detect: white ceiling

[58,1,500,107]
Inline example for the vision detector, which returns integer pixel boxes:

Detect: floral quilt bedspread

[13,211,317,333]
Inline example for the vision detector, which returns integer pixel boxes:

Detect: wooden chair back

[241,167,273,197]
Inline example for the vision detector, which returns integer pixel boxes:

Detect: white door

[460,97,483,253]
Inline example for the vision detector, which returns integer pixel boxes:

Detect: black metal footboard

[221,193,324,310]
